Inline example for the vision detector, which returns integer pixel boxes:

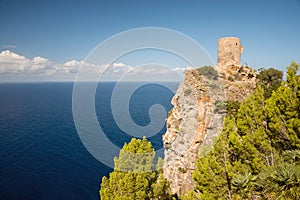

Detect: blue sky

[0,0,300,81]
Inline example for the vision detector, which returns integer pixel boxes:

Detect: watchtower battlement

[217,37,243,70]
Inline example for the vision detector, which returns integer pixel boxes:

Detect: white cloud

[0,50,29,73]
[0,51,53,74]
[0,50,25,62]
[113,62,126,67]
[32,56,48,63]
[0,50,189,82]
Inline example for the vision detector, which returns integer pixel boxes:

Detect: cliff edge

[162,37,257,195]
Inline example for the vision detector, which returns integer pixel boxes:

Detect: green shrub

[197,66,218,80]
[228,76,234,81]
[168,108,173,117]
[214,100,240,115]
[226,100,240,116]
[178,167,187,173]
[214,100,227,113]
[257,67,283,99]
[184,89,192,96]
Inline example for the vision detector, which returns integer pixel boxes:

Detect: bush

[184,89,192,96]
[197,66,218,80]
[228,76,235,81]
[168,108,173,117]
[214,100,240,115]
[100,137,172,200]
[178,167,187,173]
[257,67,283,99]
[226,100,240,116]
[214,100,227,113]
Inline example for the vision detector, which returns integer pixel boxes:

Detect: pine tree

[100,137,172,200]
[114,137,155,173]
[192,62,300,199]
[235,85,276,172]
[193,117,236,199]
[180,190,200,200]
[265,62,300,150]
[257,67,283,98]
[149,173,171,200]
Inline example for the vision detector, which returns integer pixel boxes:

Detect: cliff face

[162,65,256,195]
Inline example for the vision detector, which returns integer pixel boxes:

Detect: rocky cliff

[162,64,257,195]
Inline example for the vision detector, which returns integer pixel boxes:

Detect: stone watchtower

[217,37,243,71]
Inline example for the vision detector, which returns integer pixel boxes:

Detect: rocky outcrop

[162,65,256,195]
[163,37,258,195]
[220,65,256,102]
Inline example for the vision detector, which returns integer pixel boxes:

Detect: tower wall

[217,37,243,69]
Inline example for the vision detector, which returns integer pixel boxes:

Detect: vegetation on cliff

[257,67,283,99]
[100,137,172,200]
[99,62,299,200]
[196,66,219,80]
[192,62,300,199]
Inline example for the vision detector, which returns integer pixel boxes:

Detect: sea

[0,82,177,200]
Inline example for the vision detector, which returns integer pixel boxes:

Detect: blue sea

[0,82,177,200]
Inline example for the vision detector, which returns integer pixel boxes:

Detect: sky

[0,0,300,81]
